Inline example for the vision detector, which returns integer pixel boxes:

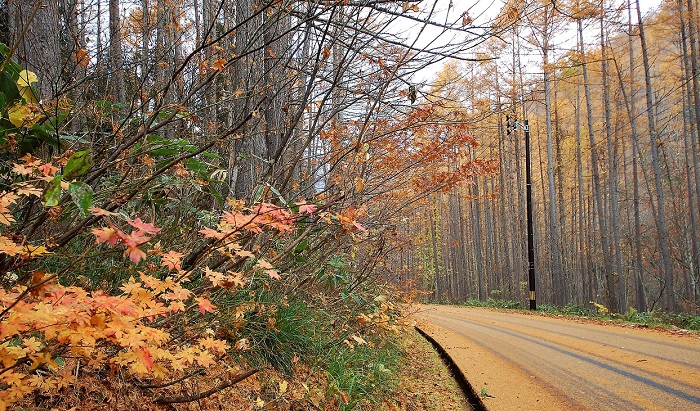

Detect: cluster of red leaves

[199,200,319,279]
[92,214,161,263]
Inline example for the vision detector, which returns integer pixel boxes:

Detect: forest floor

[20,320,468,411]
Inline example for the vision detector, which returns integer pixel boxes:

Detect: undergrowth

[208,285,406,410]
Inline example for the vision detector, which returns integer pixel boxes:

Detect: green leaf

[150,148,179,156]
[63,150,93,179]
[208,185,224,207]
[251,184,265,203]
[0,48,23,74]
[268,185,286,204]
[146,134,168,144]
[157,110,173,120]
[0,71,20,102]
[31,124,61,148]
[201,151,222,159]
[68,181,94,216]
[60,134,90,144]
[44,175,63,207]
[183,158,207,174]
[294,239,309,253]
[94,100,112,109]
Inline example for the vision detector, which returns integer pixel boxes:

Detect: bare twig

[153,369,258,404]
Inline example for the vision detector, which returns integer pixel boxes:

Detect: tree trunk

[8,0,61,97]
[579,18,618,312]
[635,0,675,312]
[109,0,125,102]
[600,15,626,311]
[542,30,564,306]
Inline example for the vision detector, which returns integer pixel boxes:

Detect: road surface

[416,305,700,411]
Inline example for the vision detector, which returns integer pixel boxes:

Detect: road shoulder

[415,308,579,411]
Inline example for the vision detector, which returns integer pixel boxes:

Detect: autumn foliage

[0,123,382,409]
[0,0,499,406]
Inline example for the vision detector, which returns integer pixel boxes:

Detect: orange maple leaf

[199,337,229,353]
[196,297,216,314]
[74,48,89,68]
[235,249,255,259]
[211,59,227,71]
[265,269,281,280]
[198,227,226,239]
[89,207,118,217]
[37,163,59,176]
[92,226,120,245]
[161,250,183,271]
[256,259,274,270]
[126,246,147,263]
[12,162,35,175]
[298,203,318,214]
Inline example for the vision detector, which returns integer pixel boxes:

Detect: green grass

[324,337,401,410]
[212,286,405,409]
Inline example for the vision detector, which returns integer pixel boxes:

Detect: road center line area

[415,305,700,411]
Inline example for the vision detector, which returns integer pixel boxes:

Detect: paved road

[418,305,700,411]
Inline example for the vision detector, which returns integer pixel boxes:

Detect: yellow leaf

[410,4,419,12]
[24,244,49,256]
[19,86,38,103]
[8,103,30,127]
[350,335,367,345]
[255,397,265,408]
[354,177,364,193]
[279,379,288,394]
[17,70,38,88]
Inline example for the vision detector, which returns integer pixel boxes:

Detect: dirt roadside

[390,328,470,411]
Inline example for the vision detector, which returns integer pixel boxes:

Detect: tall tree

[636,0,675,312]
[6,0,61,96]
[579,13,619,312]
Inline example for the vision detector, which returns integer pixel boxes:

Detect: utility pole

[508,115,537,310]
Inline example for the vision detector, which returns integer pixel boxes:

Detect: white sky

[407,0,663,82]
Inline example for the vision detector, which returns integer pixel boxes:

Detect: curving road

[417,305,700,411]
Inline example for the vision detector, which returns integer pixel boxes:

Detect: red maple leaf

[126,246,147,263]
[298,203,318,214]
[128,218,161,235]
[138,346,154,372]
